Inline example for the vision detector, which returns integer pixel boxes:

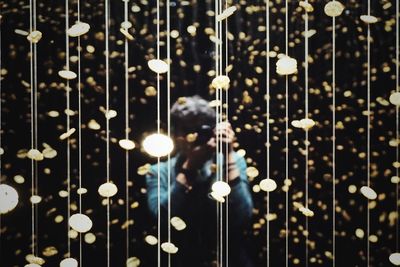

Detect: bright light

[142,133,174,157]
[148,59,169,74]
[69,214,93,233]
[259,178,277,192]
[276,56,297,75]
[389,253,400,265]
[211,181,231,197]
[209,191,225,203]
[0,184,19,214]
[360,186,377,200]
[60,258,78,267]
[119,139,135,150]
[67,22,90,37]
[161,242,178,254]
[324,1,344,17]
[171,216,187,231]
[98,182,118,198]
[390,92,400,106]
[126,257,141,267]
[211,75,230,89]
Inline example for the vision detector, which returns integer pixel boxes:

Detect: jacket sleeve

[145,162,191,219]
[227,154,254,230]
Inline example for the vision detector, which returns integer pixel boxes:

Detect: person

[146,95,254,267]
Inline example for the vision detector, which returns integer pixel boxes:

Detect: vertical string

[29,0,35,256]
[218,2,223,267]
[33,0,39,257]
[224,1,229,266]
[366,2,371,266]
[304,1,310,266]
[166,0,172,266]
[396,0,399,254]
[214,0,220,265]
[155,0,161,266]
[77,0,83,264]
[123,0,130,263]
[0,11,2,259]
[265,0,270,266]
[284,0,290,264]
[64,0,71,256]
[104,0,111,265]
[331,8,336,267]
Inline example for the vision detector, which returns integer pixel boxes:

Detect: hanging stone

[324,1,345,17]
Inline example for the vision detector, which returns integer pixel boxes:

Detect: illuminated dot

[60,258,78,267]
[360,15,378,24]
[211,75,230,89]
[98,182,118,198]
[389,252,400,265]
[84,233,96,244]
[161,242,178,254]
[67,22,90,37]
[119,139,135,150]
[360,186,377,200]
[27,30,42,43]
[355,228,364,238]
[144,235,158,245]
[259,178,277,192]
[171,216,187,231]
[211,181,231,197]
[69,214,93,233]
[30,195,42,204]
[126,257,140,267]
[216,6,237,21]
[348,185,357,193]
[0,184,19,214]
[88,119,101,130]
[324,1,345,17]
[147,59,169,74]
[276,56,297,75]
[58,70,77,80]
[389,92,400,106]
[209,191,225,203]
[142,133,174,157]
[27,149,44,161]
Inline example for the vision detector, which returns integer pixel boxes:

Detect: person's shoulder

[147,157,178,177]
[232,151,246,164]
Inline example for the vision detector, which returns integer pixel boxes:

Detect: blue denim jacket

[146,152,254,267]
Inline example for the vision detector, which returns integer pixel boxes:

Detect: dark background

[0,0,398,266]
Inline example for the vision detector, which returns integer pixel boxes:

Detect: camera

[193,124,214,145]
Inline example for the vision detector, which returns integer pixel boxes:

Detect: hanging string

[28,0,39,256]
[218,2,224,266]
[224,0,229,266]
[265,0,270,266]
[33,0,39,256]
[366,1,371,266]
[123,0,130,264]
[76,0,83,263]
[64,0,72,256]
[29,0,35,255]
[396,0,399,256]
[304,1,310,266]
[331,5,336,267]
[0,11,2,258]
[166,0,172,266]
[104,0,111,265]
[284,0,290,264]
[214,0,221,265]
[155,0,161,266]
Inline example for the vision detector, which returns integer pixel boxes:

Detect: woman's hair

[171,95,216,135]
